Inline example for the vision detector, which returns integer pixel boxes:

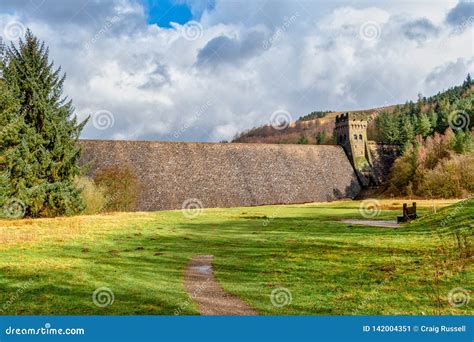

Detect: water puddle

[341,219,399,228]
[190,265,212,275]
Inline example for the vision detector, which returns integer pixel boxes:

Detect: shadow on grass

[0,201,471,315]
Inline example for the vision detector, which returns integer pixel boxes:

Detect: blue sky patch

[142,0,214,28]
[142,0,192,27]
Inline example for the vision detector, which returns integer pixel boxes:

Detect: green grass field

[0,199,471,315]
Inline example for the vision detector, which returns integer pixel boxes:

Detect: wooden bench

[397,202,417,223]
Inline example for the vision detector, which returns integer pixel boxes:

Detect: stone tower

[335,113,372,186]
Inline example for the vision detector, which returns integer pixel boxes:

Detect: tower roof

[335,113,350,123]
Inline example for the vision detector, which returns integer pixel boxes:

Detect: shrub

[93,166,140,212]
[387,129,473,197]
[75,177,107,215]
[419,152,474,198]
[297,135,309,144]
[387,144,417,194]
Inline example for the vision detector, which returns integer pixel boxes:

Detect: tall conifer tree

[0,30,87,217]
[417,112,431,137]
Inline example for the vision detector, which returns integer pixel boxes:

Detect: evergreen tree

[386,114,400,143]
[315,130,326,145]
[399,115,415,145]
[0,79,23,215]
[417,112,431,137]
[376,112,399,143]
[412,115,419,134]
[435,98,451,132]
[453,130,473,154]
[0,30,87,217]
[429,110,438,134]
[463,73,472,88]
[331,128,338,144]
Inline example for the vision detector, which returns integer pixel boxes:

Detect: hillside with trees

[234,76,473,198]
[382,76,473,198]
[371,76,473,146]
[232,106,395,145]
[234,78,473,147]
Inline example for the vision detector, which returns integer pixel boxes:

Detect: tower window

[353,134,358,140]
[359,134,363,140]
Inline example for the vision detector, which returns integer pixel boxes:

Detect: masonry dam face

[79,140,362,212]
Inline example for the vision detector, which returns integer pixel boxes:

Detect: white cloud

[0,0,472,142]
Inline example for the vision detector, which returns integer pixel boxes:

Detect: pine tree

[453,129,473,154]
[315,130,326,145]
[435,98,451,133]
[331,128,338,144]
[417,112,431,137]
[0,79,22,215]
[0,30,87,217]
[399,115,415,145]
[412,115,419,134]
[376,112,399,144]
[429,110,437,134]
[463,73,472,88]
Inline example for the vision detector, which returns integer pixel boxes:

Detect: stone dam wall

[79,140,361,211]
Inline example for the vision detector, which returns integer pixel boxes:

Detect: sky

[0,0,473,142]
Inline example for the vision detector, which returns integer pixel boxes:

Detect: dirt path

[183,255,257,315]
[341,219,399,228]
